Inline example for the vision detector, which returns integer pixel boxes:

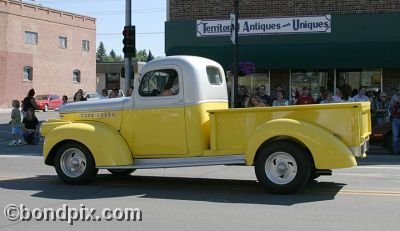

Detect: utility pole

[124,0,132,94]
[231,0,239,108]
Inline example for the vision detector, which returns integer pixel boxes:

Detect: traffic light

[122,26,135,58]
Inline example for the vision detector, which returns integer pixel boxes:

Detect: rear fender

[44,122,133,167]
[245,119,357,169]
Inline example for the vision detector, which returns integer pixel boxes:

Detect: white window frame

[24,31,38,45]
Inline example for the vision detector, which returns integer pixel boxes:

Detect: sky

[27,0,167,57]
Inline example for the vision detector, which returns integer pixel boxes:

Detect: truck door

[132,67,188,156]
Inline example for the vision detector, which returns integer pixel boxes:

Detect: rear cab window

[206,66,223,85]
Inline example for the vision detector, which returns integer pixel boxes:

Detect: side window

[139,69,179,97]
[206,66,223,85]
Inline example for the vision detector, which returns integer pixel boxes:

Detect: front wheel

[255,141,311,194]
[107,169,136,176]
[54,141,98,184]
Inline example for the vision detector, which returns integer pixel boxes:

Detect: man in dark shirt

[236,85,249,108]
[258,85,272,106]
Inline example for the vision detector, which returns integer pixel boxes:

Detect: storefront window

[106,73,120,90]
[226,72,270,106]
[227,72,270,95]
[336,69,381,94]
[290,70,334,102]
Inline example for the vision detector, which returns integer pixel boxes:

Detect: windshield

[35,95,48,100]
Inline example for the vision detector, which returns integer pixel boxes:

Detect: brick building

[165,0,400,102]
[0,0,96,107]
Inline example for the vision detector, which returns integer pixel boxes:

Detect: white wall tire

[54,141,98,184]
[255,141,311,194]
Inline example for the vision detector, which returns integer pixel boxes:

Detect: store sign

[196,15,331,37]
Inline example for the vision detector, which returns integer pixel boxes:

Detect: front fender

[245,119,357,169]
[44,122,133,167]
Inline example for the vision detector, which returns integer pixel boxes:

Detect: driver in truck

[161,76,179,96]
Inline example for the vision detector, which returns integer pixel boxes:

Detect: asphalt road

[0,111,399,230]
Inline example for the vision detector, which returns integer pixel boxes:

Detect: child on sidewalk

[9,100,23,145]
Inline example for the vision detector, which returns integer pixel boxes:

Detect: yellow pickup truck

[41,56,371,194]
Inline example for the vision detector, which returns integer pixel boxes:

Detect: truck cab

[41,55,371,194]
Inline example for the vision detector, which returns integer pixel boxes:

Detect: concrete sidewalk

[0,107,11,114]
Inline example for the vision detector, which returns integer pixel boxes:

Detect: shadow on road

[0,174,345,206]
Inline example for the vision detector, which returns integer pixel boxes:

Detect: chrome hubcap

[60,148,87,178]
[265,152,297,185]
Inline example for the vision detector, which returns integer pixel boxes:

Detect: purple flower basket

[231,62,256,76]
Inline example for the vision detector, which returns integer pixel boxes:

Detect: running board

[316,169,332,176]
[98,154,246,169]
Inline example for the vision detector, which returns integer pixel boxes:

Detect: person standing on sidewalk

[9,100,23,145]
[390,92,400,155]
[22,88,37,117]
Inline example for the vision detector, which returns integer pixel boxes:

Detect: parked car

[84,91,100,101]
[35,94,63,112]
[370,122,393,151]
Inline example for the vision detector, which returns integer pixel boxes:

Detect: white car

[84,91,101,100]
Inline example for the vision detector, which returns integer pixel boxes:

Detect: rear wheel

[43,104,48,112]
[54,141,98,184]
[255,141,311,194]
[107,169,135,176]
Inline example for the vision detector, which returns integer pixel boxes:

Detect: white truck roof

[136,55,228,107]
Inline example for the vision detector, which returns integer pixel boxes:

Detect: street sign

[230,13,236,44]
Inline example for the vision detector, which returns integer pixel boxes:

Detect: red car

[370,122,393,151]
[35,94,63,112]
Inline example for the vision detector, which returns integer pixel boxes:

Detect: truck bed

[208,102,371,156]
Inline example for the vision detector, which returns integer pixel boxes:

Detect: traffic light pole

[124,0,132,94]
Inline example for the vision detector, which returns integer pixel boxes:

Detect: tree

[135,49,148,62]
[102,56,114,62]
[110,49,116,59]
[96,41,107,61]
[146,50,154,62]
[114,55,124,62]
